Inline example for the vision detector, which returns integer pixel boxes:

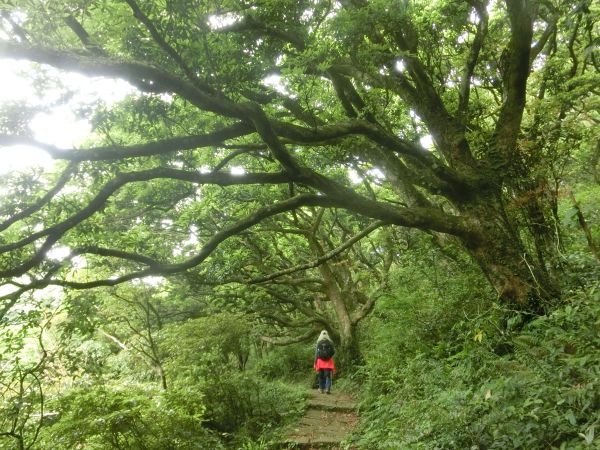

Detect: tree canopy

[0,0,598,319]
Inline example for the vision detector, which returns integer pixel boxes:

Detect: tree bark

[461,195,560,313]
[568,190,600,263]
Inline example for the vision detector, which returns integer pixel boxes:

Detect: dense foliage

[354,236,600,449]
[0,0,599,448]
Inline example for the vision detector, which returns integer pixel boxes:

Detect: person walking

[314,330,336,394]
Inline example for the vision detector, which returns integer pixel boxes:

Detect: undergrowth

[354,287,600,449]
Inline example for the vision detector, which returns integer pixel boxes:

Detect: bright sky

[0,59,134,175]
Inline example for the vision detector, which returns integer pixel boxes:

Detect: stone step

[284,390,358,449]
[307,389,356,412]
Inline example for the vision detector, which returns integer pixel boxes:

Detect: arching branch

[0,122,254,161]
[40,194,338,289]
[0,11,29,43]
[124,0,217,95]
[64,15,105,56]
[214,15,306,51]
[0,41,467,195]
[0,169,301,278]
[211,147,270,173]
[0,41,242,119]
[72,246,162,267]
[0,164,76,233]
[492,0,533,165]
[458,1,489,119]
[529,17,557,63]
[261,329,317,346]
[248,220,388,284]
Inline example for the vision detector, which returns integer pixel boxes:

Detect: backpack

[316,339,335,360]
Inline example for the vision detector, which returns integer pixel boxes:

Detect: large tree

[202,207,398,359]
[0,0,598,318]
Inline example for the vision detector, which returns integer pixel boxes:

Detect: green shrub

[159,314,306,438]
[355,290,600,449]
[254,343,314,381]
[191,373,304,435]
[39,384,223,450]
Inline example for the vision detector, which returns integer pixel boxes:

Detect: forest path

[284,388,358,449]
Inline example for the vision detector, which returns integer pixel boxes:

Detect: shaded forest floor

[284,389,358,449]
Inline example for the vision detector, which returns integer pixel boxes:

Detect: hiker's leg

[318,369,326,391]
[324,369,332,392]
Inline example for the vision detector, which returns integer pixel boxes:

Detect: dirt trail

[285,389,358,449]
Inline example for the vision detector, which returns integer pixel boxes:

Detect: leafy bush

[160,314,305,437]
[254,343,315,381]
[355,289,600,449]
[160,313,257,374]
[30,310,305,449]
[188,373,304,435]
[39,384,223,450]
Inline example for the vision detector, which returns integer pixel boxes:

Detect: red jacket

[314,357,336,372]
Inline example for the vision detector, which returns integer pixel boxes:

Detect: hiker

[314,330,336,394]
